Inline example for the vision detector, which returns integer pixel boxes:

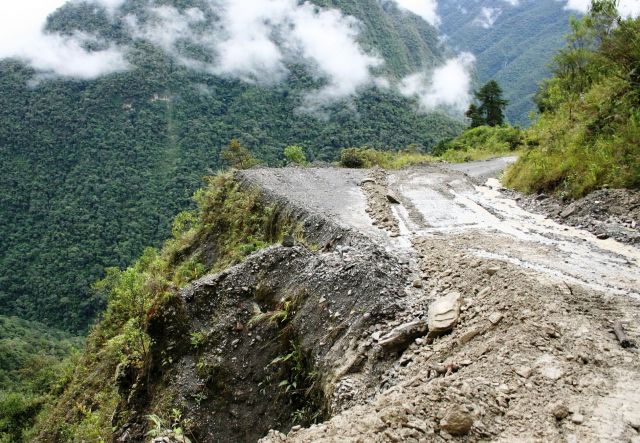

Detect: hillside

[0,0,463,333]
[28,161,640,441]
[438,0,576,125]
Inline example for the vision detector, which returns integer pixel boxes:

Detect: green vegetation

[284,145,308,166]
[0,0,464,337]
[438,0,576,125]
[0,316,81,442]
[467,81,509,128]
[434,126,528,162]
[26,171,297,441]
[505,0,640,197]
[220,139,260,170]
[339,146,436,169]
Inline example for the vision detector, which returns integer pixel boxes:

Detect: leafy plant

[284,145,308,165]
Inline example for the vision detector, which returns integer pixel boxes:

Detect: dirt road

[242,160,640,443]
[243,160,639,299]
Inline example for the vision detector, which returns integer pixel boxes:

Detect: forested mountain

[0,0,463,333]
[438,0,576,125]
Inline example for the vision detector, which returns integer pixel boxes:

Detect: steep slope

[438,0,576,125]
[0,0,463,332]
[33,163,640,441]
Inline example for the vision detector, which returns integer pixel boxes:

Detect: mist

[0,0,478,114]
[393,0,440,26]
[399,53,475,114]
[0,0,127,79]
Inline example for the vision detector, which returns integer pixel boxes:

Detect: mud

[137,161,640,442]
[243,160,640,442]
[506,188,640,246]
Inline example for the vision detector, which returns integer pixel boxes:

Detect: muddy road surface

[240,160,640,443]
[242,160,639,299]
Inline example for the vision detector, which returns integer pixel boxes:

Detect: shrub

[284,145,307,165]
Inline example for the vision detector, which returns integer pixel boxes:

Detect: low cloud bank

[0,0,477,114]
[0,0,127,78]
[399,52,475,113]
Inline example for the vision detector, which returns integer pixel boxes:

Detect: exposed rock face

[114,219,414,442]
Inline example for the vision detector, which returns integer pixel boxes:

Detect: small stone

[571,413,584,424]
[484,266,500,276]
[560,206,576,218]
[458,327,482,345]
[488,312,503,325]
[440,406,473,436]
[318,297,327,305]
[514,366,532,379]
[386,192,401,204]
[549,402,569,420]
[360,178,375,186]
[412,279,423,288]
[596,233,610,240]
[363,312,371,320]
[282,235,295,247]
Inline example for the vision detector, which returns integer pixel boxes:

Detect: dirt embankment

[139,162,640,443]
[263,237,640,442]
[507,188,640,246]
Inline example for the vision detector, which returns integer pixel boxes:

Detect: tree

[283,145,307,165]
[465,104,485,128]
[475,80,509,127]
[220,139,258,170]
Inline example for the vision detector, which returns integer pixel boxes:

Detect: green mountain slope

[0,0,463,332]
[438,0,576,125]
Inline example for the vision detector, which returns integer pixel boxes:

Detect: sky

[3,0,636,113]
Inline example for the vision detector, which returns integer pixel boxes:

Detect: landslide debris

[360,168,401,237]
[262,236,640,443]
[509,188,640,245]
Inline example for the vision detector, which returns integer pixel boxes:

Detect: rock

[282,235,295,247]
[428,292,462,334]
[440,406,473,436]
[488,312,503,326]
[458,327,483,345]
[386,192,401,204]
[560,205,576,218]
[535,194,548,201]
[596,233,610,240]
[484,266,500,276]
[514,366,532,379]
[549,402,570,420]
[318,296,327,305]
[571,413,584,424]
[412,279,423,288]
[360,178,375,186]
[378,320,428,351]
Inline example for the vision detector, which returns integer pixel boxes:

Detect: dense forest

[438,0,576,125]
[0,0,464,335]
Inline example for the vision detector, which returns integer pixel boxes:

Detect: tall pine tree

[466,80,509,127]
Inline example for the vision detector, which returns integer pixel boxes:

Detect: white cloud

[393,0,440,26]
[473,7,502,28]
[128,0,382,104]
[399,52,475,113]
[0,0,127,78]
[563,0,640,17]
[503,0,520,6]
